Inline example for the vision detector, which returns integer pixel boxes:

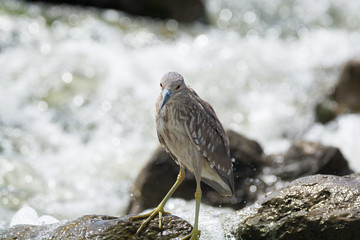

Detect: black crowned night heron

[133,72,234,240]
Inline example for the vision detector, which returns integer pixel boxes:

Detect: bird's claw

[131,206,170,237]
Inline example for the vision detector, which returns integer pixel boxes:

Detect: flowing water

[1,0,360,238]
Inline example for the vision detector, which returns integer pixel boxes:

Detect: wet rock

[315,98,338,124]
[127,146,195,214]
[227,130,266,207]
[267,140,353,180]
[316,58,360,124]
[127,130,265,214]
[25,0,207,23]
[0,214,192,240]
[234,173,360,240]
[334,59,360,112]
[127,130,355,214]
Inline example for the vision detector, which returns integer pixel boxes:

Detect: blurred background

[0,0,360,232]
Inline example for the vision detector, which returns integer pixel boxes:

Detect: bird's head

[159,72,186,109]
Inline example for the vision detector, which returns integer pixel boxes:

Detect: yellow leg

[182,180,202,240]
[131,166,186,237]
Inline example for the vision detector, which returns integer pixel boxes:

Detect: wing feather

[184,88,234,194]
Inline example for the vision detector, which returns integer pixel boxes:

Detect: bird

[132,72,234,240]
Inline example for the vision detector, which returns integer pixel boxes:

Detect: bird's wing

[184,88,234,194]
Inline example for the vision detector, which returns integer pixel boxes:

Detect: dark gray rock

[127,126,355,215]
[234,173,360,240]
[25,0,207,23]
[334,59,360,113]
[127,130,265,214]
[0,214,192,240]
[316,58,360,124]
[267,140,353,180]
[127,130,355,215]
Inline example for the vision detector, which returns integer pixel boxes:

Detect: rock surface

[25,0,207,23]
[127,129,354,214]
[233,173,360,240]
[316,57,360,123]
[266,140,354,180]
[0,214,192,240]
[127,130,265,214]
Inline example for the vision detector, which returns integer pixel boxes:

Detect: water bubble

[243,11,256,24]
[47,179,56,189]
[194,34,208,48]
[166,19,178,31]
[246,29,259,39]
[40,43,52,55]
[101,101,112,112]
[297,27,310,38]
[220,9,232,22]
[20,145,30,155]
[103,9,120,22]
[28,22,40,35]
[217,18,228,29]
[120,16,131,26]
[265,26,282,40]
[73,96,84,107]
[25,175,33,183]
[167,201,175,210]
[2,197,9,205]
[320,14,333,27]
[51,20,62,31]
[12,198,20,205]
[249,185,257,193]
[61,72,73,83]
[262,175,277,185]
[37,101,48,112]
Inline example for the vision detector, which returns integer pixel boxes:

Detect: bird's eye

[175,85,181,90]
[160,83,163,88]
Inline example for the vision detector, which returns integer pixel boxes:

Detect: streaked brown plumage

[156,72,234,196]
[133,72,234,240]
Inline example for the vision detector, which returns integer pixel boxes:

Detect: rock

[0,214,192,239]
[234,173,360,240]
[127,130,355,215]
[267,140,353,180]
[316,58,360,124]
[227,130,266,207]
[25,0,207,23]
[334,59,360,112]
[315,98,338,124]
[127,130,265,214]
[127,146,195,214]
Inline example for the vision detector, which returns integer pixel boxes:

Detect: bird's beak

[160,89,173,109]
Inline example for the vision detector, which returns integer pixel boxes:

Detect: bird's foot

[131,206,170,237]
[181,229,201,240]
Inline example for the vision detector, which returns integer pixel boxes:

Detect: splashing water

[1,0,360,238]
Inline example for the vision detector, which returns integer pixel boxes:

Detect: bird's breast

[157,104,195,167]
